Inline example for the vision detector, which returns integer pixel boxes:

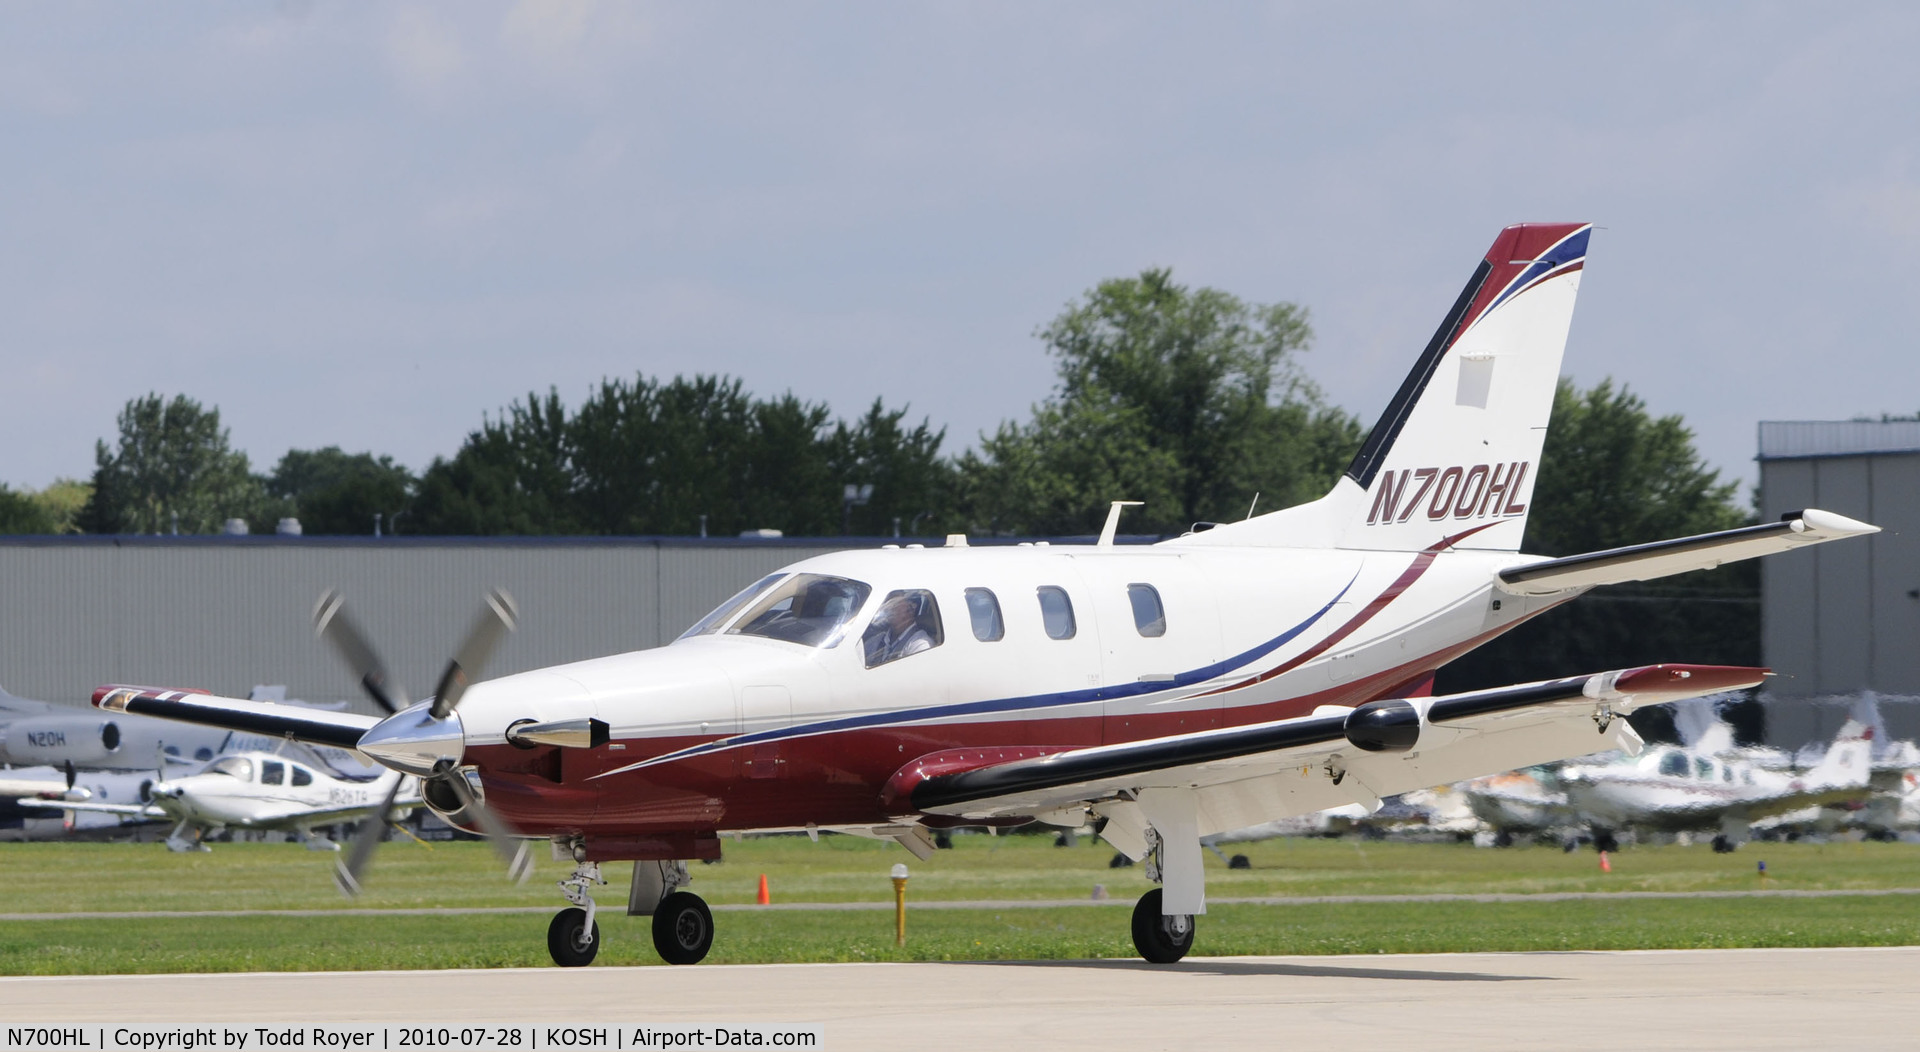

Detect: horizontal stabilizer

[1496,509,1878,596]
[93,685,378,751]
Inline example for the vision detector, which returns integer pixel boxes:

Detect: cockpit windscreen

[680,573,788,641]
[726,574,872,648]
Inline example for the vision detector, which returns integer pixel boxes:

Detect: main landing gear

[1126,818,1198,964]
[544,846,716,968]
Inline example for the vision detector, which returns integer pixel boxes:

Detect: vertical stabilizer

[1339,223,1590,552]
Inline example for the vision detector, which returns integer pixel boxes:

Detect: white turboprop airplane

[90,223,1879,967]
[24,748,421,855]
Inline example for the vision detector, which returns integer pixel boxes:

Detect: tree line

[1,268,1760,702]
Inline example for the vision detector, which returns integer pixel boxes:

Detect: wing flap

[1496,509,1877,595]
[94,685,378,751]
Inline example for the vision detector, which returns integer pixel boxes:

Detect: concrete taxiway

[3,946,1914,1051]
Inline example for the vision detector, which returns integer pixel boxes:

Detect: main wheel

[652,891,714,965]
[1130,888,1194,964]
[547,907,599,967]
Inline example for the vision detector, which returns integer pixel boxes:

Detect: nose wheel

[547,907,599,967]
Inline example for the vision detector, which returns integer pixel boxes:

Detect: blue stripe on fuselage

[590,572,1359,778]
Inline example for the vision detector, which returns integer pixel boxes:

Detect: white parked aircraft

[1560,721,1874,852]
[91,223,1879,966]
[24,748,421,855]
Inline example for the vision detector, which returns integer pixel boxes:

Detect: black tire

[1227,854,1251,870]
[1130,888,1194,964]
[1711,835,1735,854]
[547,907,599,968]
[1493,830,1514,848]
[1108,852,1135,869]
[1593,830,1620,854]
[652,891,714,965]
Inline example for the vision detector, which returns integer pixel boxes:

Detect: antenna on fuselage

[1098,501,1144,547]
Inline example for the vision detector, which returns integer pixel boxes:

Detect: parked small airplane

[1560,720,1874,852]
[89,223,1879,967]
[24,748,421,855]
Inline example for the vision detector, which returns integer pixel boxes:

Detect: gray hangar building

[0,535,859,712]
[1758,419,1920,746]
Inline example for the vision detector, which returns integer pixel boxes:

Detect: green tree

[411,375,946,537]
[412,390,578,535]
[0,485,57,534]
[1439,379,1759,721]
[830,399,954,536]
[957,269,1361,535]
[78,394,264,534]
[267,448,416,535]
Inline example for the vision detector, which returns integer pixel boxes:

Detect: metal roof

[1757,420,1920,461]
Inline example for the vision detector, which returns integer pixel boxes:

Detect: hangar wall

[1758,421,1920,747]
[0,536,857,712]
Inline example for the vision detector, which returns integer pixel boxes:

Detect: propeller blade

[429,589,518,720]
[64,760,75,791]
[441,765,534,884]
[333,775,406,897]
[313,589,409,715]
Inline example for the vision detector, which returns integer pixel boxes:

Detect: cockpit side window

[964,588,1004,642]
[681,573,788,640]
[261,760,285,786]
[1127,584,1167,638]
[862,590,945,668]
[1037,586,1076,640]
[208,756,253,780]
[291,765,314,787]
[1694,757,1713,781]
[729,574,874,649]
[1658,751,1688,778]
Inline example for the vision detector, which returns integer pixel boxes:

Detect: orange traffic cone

[757,873,771,905]
[1599,851,1612,873]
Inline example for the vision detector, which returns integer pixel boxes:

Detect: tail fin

[1171,223,1589,551]
[1340,222,1589,551]
[1805,718,1873,789]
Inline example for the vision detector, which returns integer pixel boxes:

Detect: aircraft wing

[893,664,1764,844]
[92,686,378,750]
[1496,509,1876,596]
[17,798,166,819]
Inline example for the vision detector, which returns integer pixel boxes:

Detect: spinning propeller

[316,588,535,896]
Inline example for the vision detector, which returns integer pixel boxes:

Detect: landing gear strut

[548,859,605,967]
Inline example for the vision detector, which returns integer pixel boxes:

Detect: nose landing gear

[548,859,606,967]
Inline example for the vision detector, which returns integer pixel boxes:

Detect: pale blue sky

[5,2,1916,498]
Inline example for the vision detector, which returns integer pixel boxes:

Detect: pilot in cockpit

[863,594,933,667]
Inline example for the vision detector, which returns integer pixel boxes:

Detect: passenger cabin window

[1037,586,1076,640]
[1694,757,1713,781]
[863,590,944,668]
[1658,751,1688,778]
[261,760,285,786]
[291,766,313,787]
[965,588,1004,642]
[728,574,873,648]
[681,573,787,640]
[1127,583,1166,638]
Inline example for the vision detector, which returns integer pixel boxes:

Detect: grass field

[3,833,1917,973]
